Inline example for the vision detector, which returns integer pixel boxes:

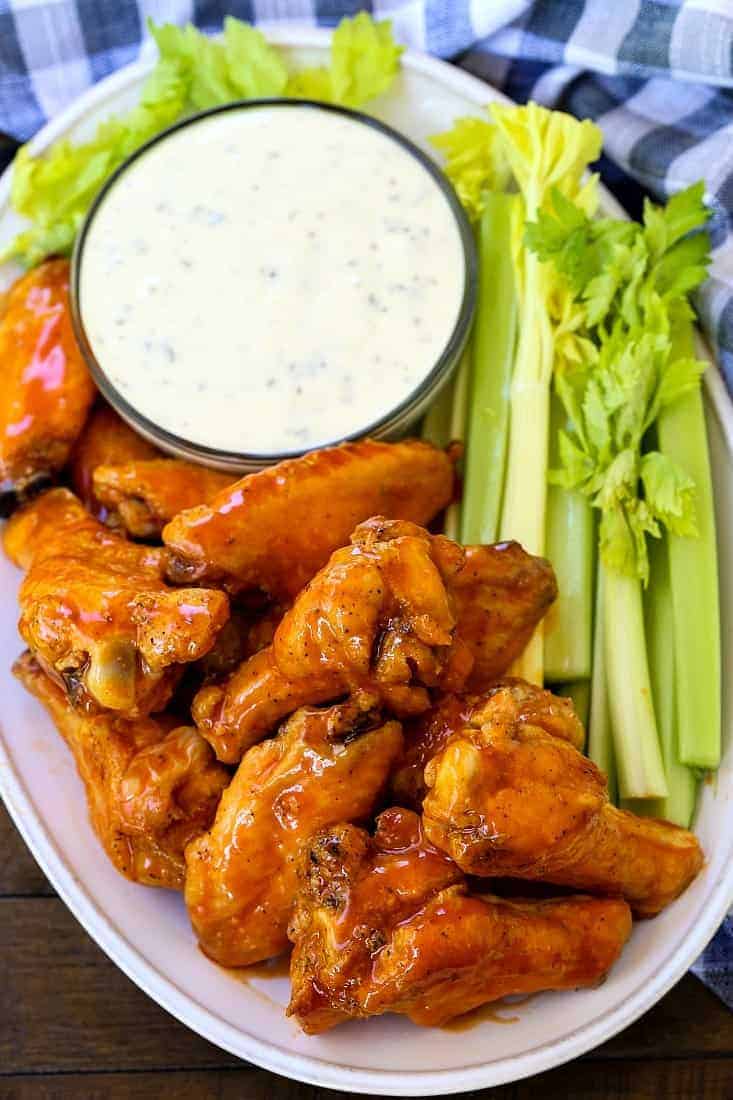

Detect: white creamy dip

[79,104,467,455]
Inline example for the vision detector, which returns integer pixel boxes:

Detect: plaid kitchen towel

[0,0,731,1008]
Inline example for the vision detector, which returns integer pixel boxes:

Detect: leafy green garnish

[3,12,403,267]
[531,182,712,582]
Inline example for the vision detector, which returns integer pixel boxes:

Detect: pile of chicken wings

[1,260,704,1033]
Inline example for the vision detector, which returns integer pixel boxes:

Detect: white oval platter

[0,25,732,1098]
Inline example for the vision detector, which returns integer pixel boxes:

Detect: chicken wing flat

[70,403,159,521]
[193,518,555,763]
[391,680,584,808]
[93,459,233,539]
[192,517,469,761]
[0,259,96,513]
[163,439,455,599]
[4,489,229,715]
[15,652,229,889]
[185,697,402,966]
[287,807,632,1033]
[422,683,704,916]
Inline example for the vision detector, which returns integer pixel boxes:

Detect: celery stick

[422,376,454,449]
[603,563,667,799]
[638,534,698,826]
[657,322,720,769]
[544,394,594,681]
[443,346,471,541]
[588,566,617,803]
[556,680,590,729]
[460,193,517,544]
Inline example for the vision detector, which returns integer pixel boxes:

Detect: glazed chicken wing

[15,652,229,889]
[70,403,159,521]
[0,259,96,513]
[163,438,455,598]
[93,459,233,539]
[185,696,402,966]
[287,807,632,1033]
[193,518,555,763]
[4,489,229,715]
[422,683,704,916]
[391,680,584,808]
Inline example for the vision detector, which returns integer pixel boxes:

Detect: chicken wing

[15,652,229,889]
[93,459,233,540]
[391,680,584,808]
[193,518,555,763]
[70,402,159,521]
[4,489,229,715]
[422,683,704,916]
[287,807,632,1033]
[0,259,96,513]
[163,439,455,598]
[185,696,402,966]
[192,517,466,761]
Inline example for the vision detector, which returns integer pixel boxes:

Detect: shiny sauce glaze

[78,105,466,455]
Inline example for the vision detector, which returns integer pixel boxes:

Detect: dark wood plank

[0,801,53,897]
[1,1060,732,1100]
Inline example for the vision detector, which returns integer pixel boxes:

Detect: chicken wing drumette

[0,260,96,513]
[193,517,556,763]
[391,679,584,808]
[4,489,229,715]
[163,438,456,599]
[422,683,704,916]
[185,696,402,966]
[287,807,632,1033]
[93,459,233,540]
[15,652,229,889]
[70,402,160,522]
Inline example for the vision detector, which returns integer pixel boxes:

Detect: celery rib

[442,345,472,541]
[656,323,721,770]
[603,564,668,800]
[460,194,518,545]
[544,395,594,682]
[639,534,698,826]
[587,565,617,804]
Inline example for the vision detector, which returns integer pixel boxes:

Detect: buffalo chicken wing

[0,260,96,513]
[93,459,233,539]
[422,683,703,916]
[15,651,229,888]
[287,807,632,1033]
[193,518,555,763]
[185,697,402,966]
[4,489,229,715]
[391,680,583,808]
[163,438,455,598]
[70,403,160,521]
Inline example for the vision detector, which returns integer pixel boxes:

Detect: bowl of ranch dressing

[71,100,476,471]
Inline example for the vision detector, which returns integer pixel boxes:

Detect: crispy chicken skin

[391,680,584,808]
[0,259,96,513]
[15,652,229,889]
[93,459,233,539]
[70,403,159,521]
[4,489,229,715]
[422,684,704,916]
[287,808,632,1033]
[450,543,557,689]
[193,518,555,763]
[185,697,403,967]
[192,517,469,761]
[163,438,455,599]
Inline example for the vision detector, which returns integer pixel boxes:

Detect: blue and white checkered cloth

[0,0,731,1009]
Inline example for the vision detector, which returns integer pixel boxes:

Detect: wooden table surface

[1,802,731,1100]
